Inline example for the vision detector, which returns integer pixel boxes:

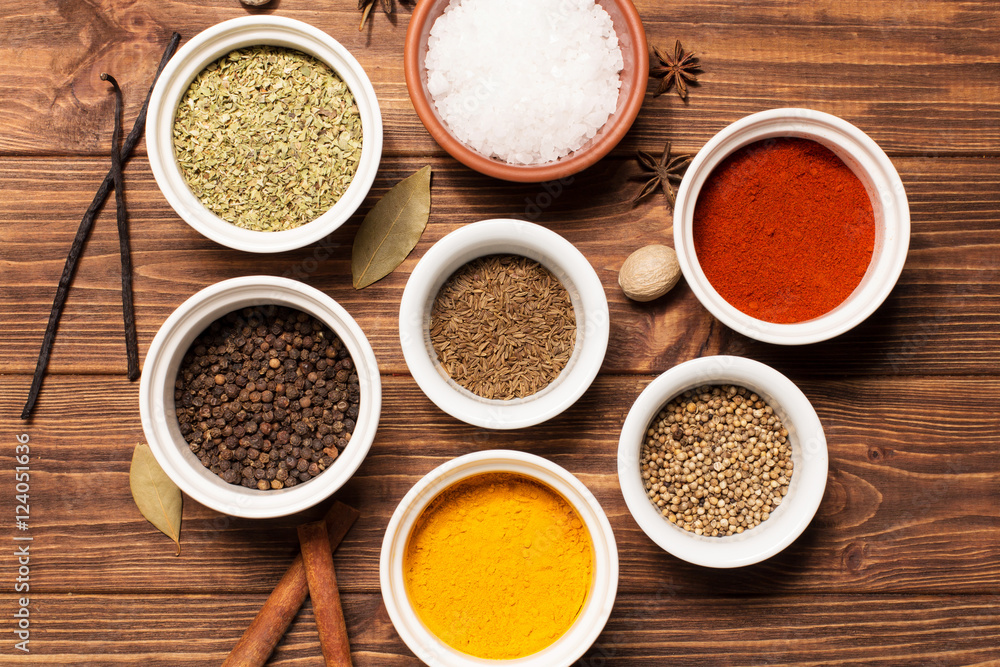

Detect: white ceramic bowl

[139,276,381,518]
[380,450,618,667]
[617,356,828,568]
[398,219,610,429]
[146,16,383,253]
[673,108,910,345]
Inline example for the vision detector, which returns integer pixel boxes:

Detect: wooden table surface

[2,1,999,665]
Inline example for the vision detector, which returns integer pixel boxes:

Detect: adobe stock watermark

[523,176,575,221]
[577,577,681,665]
[12,433,32,653]
[282,236,344,282]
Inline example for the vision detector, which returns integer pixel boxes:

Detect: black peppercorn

[175,306,361,491]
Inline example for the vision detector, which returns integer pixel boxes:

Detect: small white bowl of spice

[399,219,610,429]
[380,449,618,666]
[673,108,910,344]
[146,16,383,253]
[617,356,828,568]
[139,275,381,518]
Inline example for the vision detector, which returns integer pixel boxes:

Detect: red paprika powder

[693,137,875,324]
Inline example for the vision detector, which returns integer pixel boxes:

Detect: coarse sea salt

[425,0,624,165]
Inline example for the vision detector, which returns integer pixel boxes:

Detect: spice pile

[641,385,792,536]
[430,254,577,400]
[404,472,593,659]
[173,46,363,232]
[425,0,623,164]
[175,306,360,490]
[693,137,875,323]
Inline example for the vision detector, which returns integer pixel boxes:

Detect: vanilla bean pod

[21,32,180,420]
[101,72,140,381]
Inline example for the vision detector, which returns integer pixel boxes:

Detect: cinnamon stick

[223,501,359,667]
[298,521,352,666]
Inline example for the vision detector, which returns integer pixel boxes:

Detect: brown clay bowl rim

[404,0,648,183]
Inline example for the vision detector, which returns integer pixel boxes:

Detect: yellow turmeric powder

[403,472,593,660]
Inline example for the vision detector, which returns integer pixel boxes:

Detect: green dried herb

[352,166,432,289]
[130,443,183,556]
[173,46,363,232]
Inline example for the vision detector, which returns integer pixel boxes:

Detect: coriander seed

[639,384,792,536]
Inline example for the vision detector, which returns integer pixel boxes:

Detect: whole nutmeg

[240,0,272,6]
[618,244,681,302]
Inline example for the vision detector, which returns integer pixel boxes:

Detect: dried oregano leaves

[130,444,183,555]
[352,166,432,289]
[173,46,363,232]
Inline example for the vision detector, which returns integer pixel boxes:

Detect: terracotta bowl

[403,0,648,183]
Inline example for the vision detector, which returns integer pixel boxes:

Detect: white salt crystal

[425,0,624,166]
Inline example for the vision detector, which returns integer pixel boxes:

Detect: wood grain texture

[2,0,999,664]
[4,593,998,666]
[2,374,998,596]
[2,157,998,378]
[0,1,998,157]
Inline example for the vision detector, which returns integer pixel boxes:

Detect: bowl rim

[617,356,828,568]
[673,107,910,345]
[138,275,382,518]
[379,449,619,666]
[403,0,648,183]
[146,15,383,253]
[398,218,610,429]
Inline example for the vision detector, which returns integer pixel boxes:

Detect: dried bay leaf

[129,443,183,556]
[352,165,432,289]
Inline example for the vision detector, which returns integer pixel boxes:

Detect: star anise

[358,0,413,30]
[630,141,692,209]
[650,40,701,100]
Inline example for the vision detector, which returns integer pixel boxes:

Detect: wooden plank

[582,595,1000,667]
[5,593,411,666]
[0,1,998,157]
[2,374,998,595]
[2,156,998,377]
[6,593,999,665]
[3,1,998,665]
